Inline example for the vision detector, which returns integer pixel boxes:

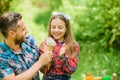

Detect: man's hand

[38,51,53,66]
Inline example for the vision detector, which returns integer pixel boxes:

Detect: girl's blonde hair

[48,12,78,59]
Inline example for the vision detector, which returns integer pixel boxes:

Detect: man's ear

[8,30,16,38]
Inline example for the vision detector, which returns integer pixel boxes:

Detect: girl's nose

[54,28,59,32]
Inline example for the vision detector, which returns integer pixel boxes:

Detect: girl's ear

[8,30,16,38]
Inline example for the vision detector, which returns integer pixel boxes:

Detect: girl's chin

[53,36,59,39]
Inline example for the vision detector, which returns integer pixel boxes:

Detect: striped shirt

[0,35,40,80]
[39,40,79,76]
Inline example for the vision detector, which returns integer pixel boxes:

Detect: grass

[72,43,120,80]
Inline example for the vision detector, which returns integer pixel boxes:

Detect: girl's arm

[59,54,78,74]
[57,43,80,74]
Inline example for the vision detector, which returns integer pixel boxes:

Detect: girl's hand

[40,41,49,53]
[59,43,67,57]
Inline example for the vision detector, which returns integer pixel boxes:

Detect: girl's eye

[59,26,63,29]
[51,25,55,29]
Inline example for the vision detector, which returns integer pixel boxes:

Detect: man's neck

[4,39,22,53]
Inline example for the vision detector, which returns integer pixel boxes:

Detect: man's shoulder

[0,42,7,58]
[0,42,6,53]
[23,34,38,49]
[0,41,4,46]
[24,34,36,45]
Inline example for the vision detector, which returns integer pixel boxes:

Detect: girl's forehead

[51,17,64,22]
[51,18,65,25]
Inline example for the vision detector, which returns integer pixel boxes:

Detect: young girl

[39,12,80,80]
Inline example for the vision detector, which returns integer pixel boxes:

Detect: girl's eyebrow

[51,25,55,26]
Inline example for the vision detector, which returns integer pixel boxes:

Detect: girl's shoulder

[74,41,80,53]
[74,41,80,48]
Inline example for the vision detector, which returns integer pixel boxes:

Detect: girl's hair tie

[52,12,71,20]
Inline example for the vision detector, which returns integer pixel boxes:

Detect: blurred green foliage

[32,0,63,28]
[0,0,12,15]
[0,0,13,41]
[0,0,120,79]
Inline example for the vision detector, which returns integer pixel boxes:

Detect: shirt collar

[3,41,24,55]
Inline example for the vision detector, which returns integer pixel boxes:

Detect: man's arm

[2,51,53,80]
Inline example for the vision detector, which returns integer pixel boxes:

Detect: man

[0,12,53,80]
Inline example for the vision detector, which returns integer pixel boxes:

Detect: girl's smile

[51,18,66,42]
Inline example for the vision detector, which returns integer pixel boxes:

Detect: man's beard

[14,37,24,45]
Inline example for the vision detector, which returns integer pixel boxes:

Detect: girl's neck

[57,38,64,43]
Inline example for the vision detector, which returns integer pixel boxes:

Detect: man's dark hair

[0,12,22,38]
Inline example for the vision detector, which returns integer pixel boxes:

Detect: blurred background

[0,0,120,80]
